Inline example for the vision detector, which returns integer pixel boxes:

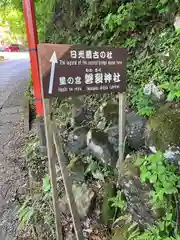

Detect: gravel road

[0,52,30,240]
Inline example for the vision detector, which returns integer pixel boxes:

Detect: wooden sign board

[37,43,128,240]
[37,44,127,98]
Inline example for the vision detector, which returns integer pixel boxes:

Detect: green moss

[102,102,118,122]
[147,103,180,150]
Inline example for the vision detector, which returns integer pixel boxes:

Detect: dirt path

[0,120,27,240]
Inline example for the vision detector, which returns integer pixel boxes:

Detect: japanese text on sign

[70,50,113,59]
[37,44,127,98]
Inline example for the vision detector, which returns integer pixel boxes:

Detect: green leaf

[140,170,150,182]
[85,161,98,175]
[128,222,137,232]
[151,151,163,162]
[43,174,51,192]
[159,82,170,89]
[167,91,176,101]
[175,90,180,97]
[159,6,168,13]
[166,213,173,221]
[157,165,166,174]
[158,221,165,231]
[150,174,157,183]
[165,187,177,194]
[135,157,144,166]
[92,170,105,182]
[18,206,34,230]
[163,181,173,190]
[157,189,164,201]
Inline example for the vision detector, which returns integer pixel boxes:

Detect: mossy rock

[87,128,118,166]
[101,102,118,122]
[94,101,118,126]
[118,155,163,228]
[111,225,129,240]
[110,216,137,240]
[146,103,180,151]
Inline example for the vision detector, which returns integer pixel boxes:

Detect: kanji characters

[70,50,77,59]
[113,73,121,82]
[75,76,82,84]
[59,72,121,87]
[85,73,93,84]
[107,51,112,59]
[93,51,99,59]
[78,50,85,59]
[104,73,112,83]
[70,49,113,60]
[59,77,66,85]
[95,73,103,84]
[86,50,92,59]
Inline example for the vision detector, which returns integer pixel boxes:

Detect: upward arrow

[48,51,58,94]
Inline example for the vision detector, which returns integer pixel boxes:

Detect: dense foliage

[0,0,56,42]
[46,0,180,116]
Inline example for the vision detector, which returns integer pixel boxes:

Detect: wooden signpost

[37,44,127,240]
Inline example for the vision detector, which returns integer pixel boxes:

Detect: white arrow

[48,51,58,94]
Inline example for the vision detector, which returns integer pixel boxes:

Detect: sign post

[38,44,127,239]
[117,93,126,171]
[53,126,84,240]
[42,99,63,240]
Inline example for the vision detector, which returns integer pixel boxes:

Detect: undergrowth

[110,152,180,239]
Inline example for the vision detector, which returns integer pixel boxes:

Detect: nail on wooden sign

[38,44,127,98]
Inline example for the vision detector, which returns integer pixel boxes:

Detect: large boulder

[59,183,95,219]
[143,82,165,102]
[87,129,118,167]
[146,103,180,164]
[94,100,146,152]
[68,160,86,182]
[66,126,89,154]
[117,155,161,228]
[105,111,146,153]
[72,105,94,127]
[105,125,131,157]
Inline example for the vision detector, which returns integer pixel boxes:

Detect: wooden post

[116,93,126,171]
[43,99,62,240]
[53,125,84,240]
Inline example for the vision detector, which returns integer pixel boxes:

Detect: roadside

[0,53,31,240]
